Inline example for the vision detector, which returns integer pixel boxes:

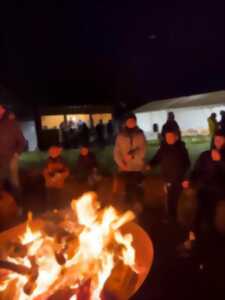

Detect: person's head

[220,110,225,117]
[213,130,225,150]
[48,146,62,159]
[211,112,217,120]
[80,145,89,157]
[124,113,137,129]
[165,130,179,145]
[0,105,7,120]
[167,112,175,121]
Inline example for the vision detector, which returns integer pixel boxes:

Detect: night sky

[0,0,224,107]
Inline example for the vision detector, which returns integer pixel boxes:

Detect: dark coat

[74,152,97,179]
[150,141,190,183]
[220,115,225,134]
[0,117,26,164]
[190,148,225,189]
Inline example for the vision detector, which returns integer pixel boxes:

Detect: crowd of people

[58,118,115,148]
[1,104,225,275]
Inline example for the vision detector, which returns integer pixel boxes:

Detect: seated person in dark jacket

[74,145,101,187]
[149,129,190,219]
[183,130,225,237]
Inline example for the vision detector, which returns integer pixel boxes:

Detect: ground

[3,137,220,300]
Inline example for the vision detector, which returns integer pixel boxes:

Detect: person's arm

[183,145,191,174]
[189,153,204,185]
[161,124,166,138]
[61,165,70,179]
[43,165,52,183]
[113,135,126,170]
[150,146,162,167]
[137,132,147,161]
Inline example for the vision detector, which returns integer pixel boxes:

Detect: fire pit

[0,192,153,300]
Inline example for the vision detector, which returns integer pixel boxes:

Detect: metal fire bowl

[0,219,154,299]
[121,222,154,297]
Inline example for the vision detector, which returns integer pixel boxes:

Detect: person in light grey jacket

[113,113,147,212]
[114,113,147,172]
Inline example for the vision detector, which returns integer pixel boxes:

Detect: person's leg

[167,182,182,221]
[9,155,20,189]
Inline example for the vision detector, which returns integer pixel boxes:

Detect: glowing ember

[0,192,137,300]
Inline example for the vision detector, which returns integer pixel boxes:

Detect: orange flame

[0,192,137,300]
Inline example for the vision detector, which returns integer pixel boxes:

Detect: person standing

[149,129,190,220]
[96,119,105,146]
[0,105,26,193]
[208,113,218,147]
[43,146,70,210]
[184,130,225,231]
[220,110,225,134]
[107,119,114,144]
[113,113,147,212]
[161,112,181,141]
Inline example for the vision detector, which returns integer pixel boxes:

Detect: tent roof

[134,90,225,113]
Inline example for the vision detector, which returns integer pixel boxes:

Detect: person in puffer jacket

[114,113,147,172]
[113,113,147,212]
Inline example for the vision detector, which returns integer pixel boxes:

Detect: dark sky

[0,0,224,107]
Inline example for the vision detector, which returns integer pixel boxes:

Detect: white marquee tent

[134,90,225,140]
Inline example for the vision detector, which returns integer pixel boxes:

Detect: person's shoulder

[199,150,211,160]
[135,127,145,136]
[176,140,187,148]
[116,130,126,139]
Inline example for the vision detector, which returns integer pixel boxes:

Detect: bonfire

[0,192,153,300]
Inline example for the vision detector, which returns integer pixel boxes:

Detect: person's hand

[211,149,221,161]
[182,180,190,189]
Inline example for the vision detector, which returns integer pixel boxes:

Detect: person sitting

[74,145,101,188]
[43,146,70,210]
[149,129,190,221]
[0,182,18,230]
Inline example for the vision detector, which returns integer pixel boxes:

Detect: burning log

[0,241,28,260]
[0,192,154,300]
[0,260,31,275]
[23,256,39,295]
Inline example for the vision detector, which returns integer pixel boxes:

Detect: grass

[20,136,210,173]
